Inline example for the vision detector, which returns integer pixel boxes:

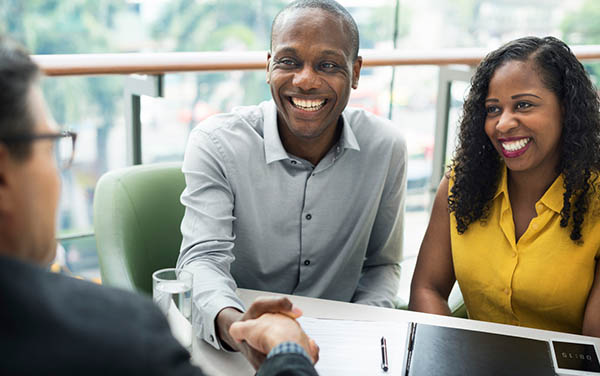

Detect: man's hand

[229,312,319,364]
[215,297,304,369]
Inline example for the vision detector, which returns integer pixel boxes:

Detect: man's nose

[292,65,321,91]
[496,110,519,133]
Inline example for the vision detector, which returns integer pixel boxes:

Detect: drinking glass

[152,268,193,352]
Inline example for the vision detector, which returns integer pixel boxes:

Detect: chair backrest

[93,162,185,295]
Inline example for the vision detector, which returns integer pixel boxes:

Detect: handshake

[218,297,320,370]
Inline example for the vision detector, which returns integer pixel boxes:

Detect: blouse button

[504,288,510,295]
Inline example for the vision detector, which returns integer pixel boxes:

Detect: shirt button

[291,160,297,165]
[209,334,214,342]
[304,260,311,266]
[305,214,312,220]
[531,223,538,230]
[512,251,517,258]
[504,288,510,295]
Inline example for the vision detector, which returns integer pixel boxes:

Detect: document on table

[297,316,409,376]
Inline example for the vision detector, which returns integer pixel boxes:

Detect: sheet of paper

[298,316,409,376]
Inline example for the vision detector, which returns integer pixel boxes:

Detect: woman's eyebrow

[511,93,542,99]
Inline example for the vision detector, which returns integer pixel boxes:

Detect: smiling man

[178,0,407,366]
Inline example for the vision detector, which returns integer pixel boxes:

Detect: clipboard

[401,323,556,376]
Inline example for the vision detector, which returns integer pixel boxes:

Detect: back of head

[271,0,360,61]
[0,36,40,159]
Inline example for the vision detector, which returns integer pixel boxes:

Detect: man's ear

[266,51,272,84]
[0,144,13,213]
[351,56,363,90]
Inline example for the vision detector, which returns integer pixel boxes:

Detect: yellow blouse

[450,166,600,334]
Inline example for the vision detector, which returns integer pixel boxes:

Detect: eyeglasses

[0,131,77,170]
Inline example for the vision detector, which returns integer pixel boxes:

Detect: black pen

[381,336,389,372]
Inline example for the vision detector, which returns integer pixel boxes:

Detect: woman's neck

[506,165,560,204]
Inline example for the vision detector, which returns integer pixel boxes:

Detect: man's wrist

[215,307,244,351]
[267,342,312,363]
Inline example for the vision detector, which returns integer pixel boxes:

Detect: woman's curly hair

[449,36,600,242]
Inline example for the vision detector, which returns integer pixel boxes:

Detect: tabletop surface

[190,289,600,376]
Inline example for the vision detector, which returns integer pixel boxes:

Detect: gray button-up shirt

[178,100,406,349]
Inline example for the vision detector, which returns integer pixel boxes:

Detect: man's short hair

[270,0,360,61]
[0,36,40,159]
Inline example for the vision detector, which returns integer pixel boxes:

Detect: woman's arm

[582,257,600,337]
[408,176,456,315]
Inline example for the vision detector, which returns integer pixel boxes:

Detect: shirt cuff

[194,295,245,350]
[267,341,312,363]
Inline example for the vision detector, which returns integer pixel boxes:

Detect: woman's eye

[516,102,532,110]
[486,106,499,115]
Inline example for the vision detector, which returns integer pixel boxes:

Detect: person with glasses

[0,37,319,375]
[0,131,76,170]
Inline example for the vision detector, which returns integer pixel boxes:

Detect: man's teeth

[291,97,326,111]
[502,138,530,152]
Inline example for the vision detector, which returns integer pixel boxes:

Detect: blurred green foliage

[1,0,127,173]
[562,0,600,87]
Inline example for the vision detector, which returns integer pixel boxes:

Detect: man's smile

[289,97,328,112]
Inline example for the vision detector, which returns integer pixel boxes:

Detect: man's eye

[321,62,336,69]
[278,58,296,66]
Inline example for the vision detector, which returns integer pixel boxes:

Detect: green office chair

[449,288,468,318]
[93,161,470,317]
[93,162,185,295]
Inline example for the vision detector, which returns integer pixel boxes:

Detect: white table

[191,289,600,376]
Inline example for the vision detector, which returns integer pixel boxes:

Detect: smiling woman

[483,60,563,199]
[409,36,600,338]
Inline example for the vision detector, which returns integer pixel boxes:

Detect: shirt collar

[263,100,360,165]
[540,173,565,213]
[263,101,288,164]
[493,164,564,213]
[339,111,360,152]
[493,165,508,200]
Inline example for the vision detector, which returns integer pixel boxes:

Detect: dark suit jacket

[0,255,318,376]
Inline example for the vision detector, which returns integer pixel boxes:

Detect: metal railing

[31,46,600,76]
[38,46,600,241]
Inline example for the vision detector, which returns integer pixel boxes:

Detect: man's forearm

[352,263,401,307]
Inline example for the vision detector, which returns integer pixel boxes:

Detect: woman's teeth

[502,138,530,152]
